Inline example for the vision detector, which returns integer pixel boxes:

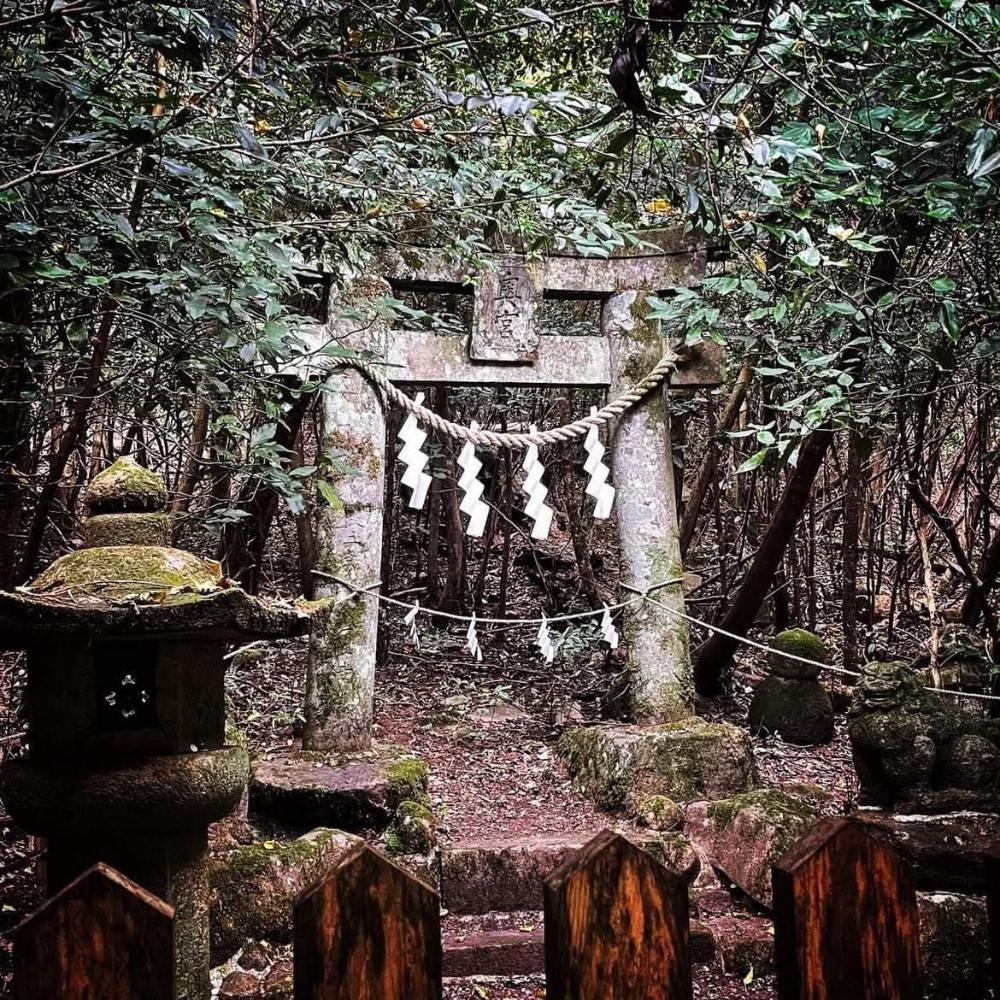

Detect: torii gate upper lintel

[303,235,720,752]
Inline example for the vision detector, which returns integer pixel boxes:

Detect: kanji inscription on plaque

[471,259,540,361]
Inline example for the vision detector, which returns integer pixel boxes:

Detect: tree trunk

[841,433,864,672]
[694,427,834,694]
[218,380,313,593]
[679,361,753,556]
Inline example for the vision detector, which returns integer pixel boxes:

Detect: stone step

[440,912,718,978]
[442,920,545,977]
[439,831,700,915]
[250,758,394,833]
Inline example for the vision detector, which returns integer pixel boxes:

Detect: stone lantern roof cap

[83,456,169,514]
[0,459,315,644]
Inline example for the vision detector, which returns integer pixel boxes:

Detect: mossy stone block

[31,544,222,597]
[82,512,171,548]
[210,827,360,963]
[687,788,820,907]
[769,628,828,679]
[558,718,758,812]
[389,799,436,853]
[84,456,168,514]
[748,675,835,745]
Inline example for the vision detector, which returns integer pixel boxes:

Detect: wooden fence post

[293,841,442,1000]
[13,863,174,1000]
[987,845,1000,1000]
[772,816,922,1000]
[543,828,692,1000]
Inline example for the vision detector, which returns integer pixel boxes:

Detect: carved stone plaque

[471,259,541,362]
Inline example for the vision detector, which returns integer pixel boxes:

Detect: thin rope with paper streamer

[521,424,554,540]
[397,392,432,510]
[466,613,483,661]
[404,601,420,649]
[312,571,1000,703]
[584,406,615,519]
[600,605,620,649]
[537,616,557,663]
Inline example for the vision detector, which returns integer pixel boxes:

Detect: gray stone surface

[250,757,393,832]
[685,789,821,909]
[559,719,758,811]
[748,675,834,745]
[918,892,991,1000]
[605,291,693,721]
[443,926,545,977]
[303,277,390,752]
[440,831,699,915]
[849,660,1000,812]
[210,828,360,963]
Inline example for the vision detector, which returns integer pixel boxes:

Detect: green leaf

[736,448,768,474]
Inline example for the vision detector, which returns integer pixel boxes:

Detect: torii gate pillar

[303,277,389,751]
[606,291,691,720]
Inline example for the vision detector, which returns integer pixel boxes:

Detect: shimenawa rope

[334,351,678,449]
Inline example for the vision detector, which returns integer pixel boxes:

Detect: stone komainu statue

[848,661,1000,813]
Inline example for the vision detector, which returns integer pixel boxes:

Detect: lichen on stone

[387,757,430,802]
[83,456,168,514]
[29,544,222,598]
[638,794,683,831]
[388,799,435,853]
[82,512,172,548]
[706,788,817,833]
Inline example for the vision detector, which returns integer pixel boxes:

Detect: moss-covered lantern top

[0,457,310,643]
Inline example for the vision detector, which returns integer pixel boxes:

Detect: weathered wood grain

[294,841,442,1000]
[987,845,1000,1000]
[13,862,174,1000]
[543,828,692,1000]
[772,816,922,1000]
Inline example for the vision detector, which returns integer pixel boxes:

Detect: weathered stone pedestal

[0,458,309,999]
[748,629,834,745]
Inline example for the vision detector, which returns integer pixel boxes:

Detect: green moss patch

[387,757,430,802]
[30,545,222,597]
[771,629,828,663]
[84,457,168,513]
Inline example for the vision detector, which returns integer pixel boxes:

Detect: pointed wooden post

[987,845,1000,1000]
[13,863,174,1000]
[294,841,441,1000]
[543,829,692,1000]
[773,816,922,1000]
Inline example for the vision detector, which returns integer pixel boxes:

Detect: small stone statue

[748,629,835,745]
[848,660,1000,813]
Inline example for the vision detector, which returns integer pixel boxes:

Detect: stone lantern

[0,458,310,1000]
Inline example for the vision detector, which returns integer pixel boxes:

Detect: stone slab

[439,831,699,915]
[210,828,360,964]
[558,720,758,812]
[685,790,821,909]
[386,331,610,387]
[700,915,775,977]
[919,891,991,1000]
[250,758,392,833]
[853,809,1000,894]
[442,926,545,977]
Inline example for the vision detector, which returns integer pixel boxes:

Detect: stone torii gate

[303,233,719,751]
